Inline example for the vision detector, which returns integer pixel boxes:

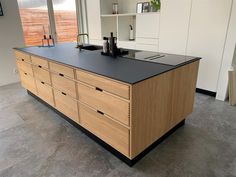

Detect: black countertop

[15,43,200,84]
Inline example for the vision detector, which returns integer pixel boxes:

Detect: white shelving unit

[87,0,160,51]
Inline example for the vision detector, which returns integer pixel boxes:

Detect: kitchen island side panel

[131,61,199,158]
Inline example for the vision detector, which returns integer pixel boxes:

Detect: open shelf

[118,15,136,41]
[101,12,159,17]
[89,0,160,51]
[101,16,118,38]
[101,13,137,17]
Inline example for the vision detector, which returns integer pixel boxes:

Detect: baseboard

[196,88,216,97]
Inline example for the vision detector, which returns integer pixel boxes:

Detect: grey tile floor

[0,83,235,177]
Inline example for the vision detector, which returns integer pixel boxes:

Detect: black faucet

[76,33,89,50]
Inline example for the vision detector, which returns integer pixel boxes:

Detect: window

[17,0,79,46]
[52,0,78,43]
[18,0,50,46]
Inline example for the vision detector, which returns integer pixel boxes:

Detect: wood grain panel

[130,61,199,158]
[79,102,130,157]
[14,50,31,63]
[50,62,75,79]
[170,61,200,128]
[77,82,130,126]
[51,73,76,98]
[19,70,37,95]
[33,66,51,85]
[35,80,54,106]
[76,69,130,99]
[131,70,173,158]
[54,89,79,123]
[31,56,49,69]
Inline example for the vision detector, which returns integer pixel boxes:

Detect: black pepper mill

[109,32,117,57]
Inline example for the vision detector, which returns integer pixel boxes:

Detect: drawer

[19,70,37,94]
[14,50,31,63]
[35,80,54,106]
[51,73,76,98]
[54,90,79,123]
[79,103,129,157]
[117,41,136,50]
[76,70,130,99]
[33,65,51,85]
[136,44,159,52]
[136,38,158,45]
[31,56,49,69]
[16,59,33,76]
[77,83,130,126]
[50,62,75,79]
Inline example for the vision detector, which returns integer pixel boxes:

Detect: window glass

[18,0,50,46]
[52,0,78,43]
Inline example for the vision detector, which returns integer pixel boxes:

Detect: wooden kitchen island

[14,43,200,166]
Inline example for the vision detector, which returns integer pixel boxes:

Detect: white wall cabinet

[159,0,192,55]
[186,0,232,92]
[86,0,102,45]
[136,13,160,52]
[136,13,160,39]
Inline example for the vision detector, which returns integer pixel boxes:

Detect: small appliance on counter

[101,32,128,57]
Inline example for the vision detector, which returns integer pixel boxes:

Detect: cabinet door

[136,13,160,39]
[87,0,102,42]
[159,0,192,55]
[186,0,232,92]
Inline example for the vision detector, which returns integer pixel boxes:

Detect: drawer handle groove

[59,73,64,77]
[21,59,24,61]
[38,65,42,68]
[24,73,27,75]
[41,81,45,84]
[61,92,67,96]
[95,87,103,92]
[97,110,104,115]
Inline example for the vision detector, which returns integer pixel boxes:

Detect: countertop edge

[14,48,201,85]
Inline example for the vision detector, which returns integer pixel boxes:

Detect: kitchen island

[14,42,200,166]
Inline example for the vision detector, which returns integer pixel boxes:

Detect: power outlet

[13,68,18,74]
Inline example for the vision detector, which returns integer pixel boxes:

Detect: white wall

[0,0,25,86]
[216,0,236,100]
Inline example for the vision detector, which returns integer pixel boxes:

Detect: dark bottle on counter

[109,32,117,57]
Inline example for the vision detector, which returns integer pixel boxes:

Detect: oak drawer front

[76,70,130,99]
[19,70,37,94]
[54,90,79,123]
[16,59,33,76]
[50,62,74,79]
[33,65,51,85]
[35,80,54,106]
[77,83,130,125]
[14,50,31,63]
[31,56,49,69]
[51,73,76,98]
[79,103,129,157]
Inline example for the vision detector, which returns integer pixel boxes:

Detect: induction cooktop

[121,51,196,66]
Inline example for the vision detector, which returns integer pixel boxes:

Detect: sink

[80,45,103,51]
